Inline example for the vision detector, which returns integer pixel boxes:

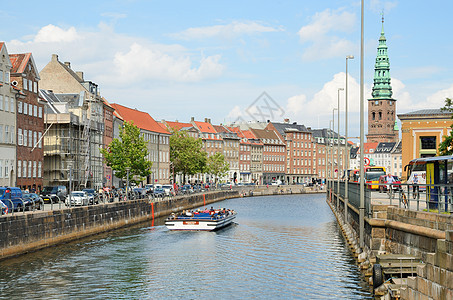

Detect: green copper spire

[371,13,393,99]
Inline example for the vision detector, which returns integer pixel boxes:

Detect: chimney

[191,117,195,122]
[76,71,84,81]
[284,118,289,123]
[64,62,71,68]
[51,54,59,61]
[293,122,297,125]
[204,118,208,123]
[208,118,211,124]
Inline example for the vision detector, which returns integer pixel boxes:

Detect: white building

[0,42,16,186]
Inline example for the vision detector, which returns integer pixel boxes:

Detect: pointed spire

[381,10,385,36]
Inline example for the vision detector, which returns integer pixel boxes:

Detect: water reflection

[0,194,372,299]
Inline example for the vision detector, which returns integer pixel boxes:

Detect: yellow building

[398,109,452,179]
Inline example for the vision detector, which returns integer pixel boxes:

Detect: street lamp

[337,88,344,211]
[331,108,337,187]
[345,55,354,222]
[359,0,365,248]
[125,167,131,201]
[68,160,73,208]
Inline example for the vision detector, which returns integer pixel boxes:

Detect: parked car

[82,189,98,205]
[162,185,175,196]
[0,187,25,212]
[41,186,67,203]
[378,175,402,192]
[133,188,147,199]
[153,187,165,198]
[66,191,89,206]
[180,184,193,194]
[22,193,44,211]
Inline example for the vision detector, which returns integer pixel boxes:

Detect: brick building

[10,52,44,192]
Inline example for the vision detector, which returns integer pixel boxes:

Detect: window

[4,160,8,178]
[38,161,42,178]
[5,125,9,143]
[29,104,32,116]
[0,160,2,178]
[10,98,14,113]
[23,78,28,90]
[23,161,27,179]
[0,71,3,82]
[33,131,37,148]
[28,161,32,178]
[28,130,32,147]
[18,161,21,178]
[38,106,42,118]
[34,82,38,93]
[0,95,3,110]
[18,129,23,146]
[23,102,27,115]
[23,130,27,147]
[4,96,8,112]
[33,161,37,178]
[10,126,14,144]
[28,80,32,92]
[420,136,436,150]
[38,132,42,148]
[33,105,37,117]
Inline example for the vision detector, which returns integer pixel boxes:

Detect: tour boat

[165,209,237,231]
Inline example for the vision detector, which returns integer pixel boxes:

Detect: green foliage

[206,152,229,180]
[170,130,207,179]
[100,121,152,184]
[438,98,453,156]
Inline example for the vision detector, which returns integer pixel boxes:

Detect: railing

[329,180,453,215]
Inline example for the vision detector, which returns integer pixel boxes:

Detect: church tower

[366,15,398,143]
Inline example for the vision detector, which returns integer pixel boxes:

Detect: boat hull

[165,213,236,231]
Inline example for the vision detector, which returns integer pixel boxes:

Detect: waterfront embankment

[0,185,322,260]
[327,185,453,299]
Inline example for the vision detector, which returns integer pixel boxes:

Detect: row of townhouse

[159,118,348,185]
[349,141,403,178]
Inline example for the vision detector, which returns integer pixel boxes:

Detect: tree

[438,98,453,155]
[170,130,207,183]
[100,121,152,184]
[206,152,229,185]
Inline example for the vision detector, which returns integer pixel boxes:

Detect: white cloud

[172,21,283,40]
[33,24,81,43]
[369,0,398,14]
[7,23,225,84]
[426,84,453,109]
[114,43,224,82]
[298,8,356,61]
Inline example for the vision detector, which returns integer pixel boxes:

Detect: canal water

[0,194,372,299]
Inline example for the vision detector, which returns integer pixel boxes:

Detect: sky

[1,0,453,140]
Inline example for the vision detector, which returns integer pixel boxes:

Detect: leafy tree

[100,121,152,184]
[438,98,453,155]
[206,152,229,185]
[170,130,207,183]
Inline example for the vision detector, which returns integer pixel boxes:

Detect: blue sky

[1,0,453,139]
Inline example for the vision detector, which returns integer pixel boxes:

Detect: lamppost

[337,88,344,211]
[359,0,365,248]
[331,108,337,195]
[345,55,354,222]
[125,167,131,201]
[68,160,73,208]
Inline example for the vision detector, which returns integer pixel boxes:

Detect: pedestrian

[413,174,419,198]
[386,174,394,191]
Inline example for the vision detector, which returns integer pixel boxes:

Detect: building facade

[0,42,16,187]
[10,52,44,192]
[398,109,453,180]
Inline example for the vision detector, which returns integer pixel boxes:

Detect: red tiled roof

[110,103,169,134]
[165,121,194,131]
[193,121,217,134]
[364,142,379,154]
[9,53,31,74]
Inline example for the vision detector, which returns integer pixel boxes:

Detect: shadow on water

[0,194,372,299]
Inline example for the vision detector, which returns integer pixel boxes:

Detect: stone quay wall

[0,190,237,260]
[328,189,453,299]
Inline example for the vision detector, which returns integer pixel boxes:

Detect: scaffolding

[41,90,104,191]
